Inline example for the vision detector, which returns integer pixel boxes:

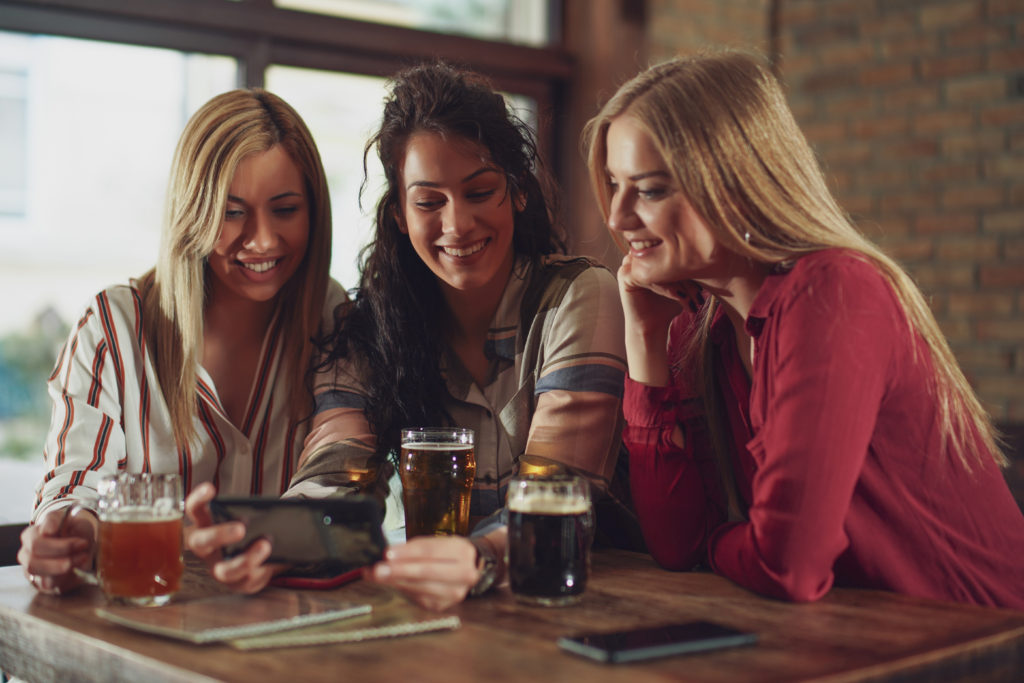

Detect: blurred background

[0,0,1021,525]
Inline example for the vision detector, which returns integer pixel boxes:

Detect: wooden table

[1,549,1022,682]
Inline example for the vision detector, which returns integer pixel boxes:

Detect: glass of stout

[506,473,593,606]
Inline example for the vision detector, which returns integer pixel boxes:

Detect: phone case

[210,496,387,575]
[270,568,364,590]
[558,621,757,664]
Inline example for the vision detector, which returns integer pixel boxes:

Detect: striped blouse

[33,279,347,520]
[291,256,628,528]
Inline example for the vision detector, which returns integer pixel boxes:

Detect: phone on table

[209,496,387,587]
[557,620,757,664]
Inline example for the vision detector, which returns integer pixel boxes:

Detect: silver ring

[28,574,61,595]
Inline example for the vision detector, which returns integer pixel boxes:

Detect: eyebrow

[406,166,502,191]
[227,191,303,204]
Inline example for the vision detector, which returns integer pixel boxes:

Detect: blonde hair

[140,89,331,448]
[584,51,1003,469]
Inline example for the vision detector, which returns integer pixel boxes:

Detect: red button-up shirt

[624,249,1024,608]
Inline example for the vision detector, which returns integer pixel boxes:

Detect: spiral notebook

[95,590,371,644]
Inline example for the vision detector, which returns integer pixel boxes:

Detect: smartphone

[557,620,757,664]
[209,496,387,577]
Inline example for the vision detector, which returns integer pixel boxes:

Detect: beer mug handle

[61,504,101,587]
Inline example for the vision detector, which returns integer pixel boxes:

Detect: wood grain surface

[1,549,1022,682]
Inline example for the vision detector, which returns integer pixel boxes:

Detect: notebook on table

[96,589,370,644]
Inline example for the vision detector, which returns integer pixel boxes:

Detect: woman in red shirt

[584,51,1024,608]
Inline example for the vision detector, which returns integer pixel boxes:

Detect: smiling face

[206,144,310,308]
[398,131,517,304]
[604,115,725,286]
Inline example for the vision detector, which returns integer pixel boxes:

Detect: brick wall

[646,0,1024,425]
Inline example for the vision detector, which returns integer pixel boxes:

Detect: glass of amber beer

[507,473,593,606]
[399,428,476,537]
[93,472,184,606]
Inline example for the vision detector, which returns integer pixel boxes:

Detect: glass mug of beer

[507,473,593,607]
[76,472,184,606]
[399,428,476,537]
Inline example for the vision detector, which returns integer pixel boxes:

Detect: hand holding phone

[558,620,757,664]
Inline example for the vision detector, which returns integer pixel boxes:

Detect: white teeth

[442,241,486,257]
[242,259,278,273]
[631,240,659,250]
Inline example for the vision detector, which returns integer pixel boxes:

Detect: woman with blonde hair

[585,51,1024,607]
[19,89,345,595]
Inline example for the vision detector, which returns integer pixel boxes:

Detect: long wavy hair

[320,61,563,461]
[139,89,331,447]
[584,51,1003,470]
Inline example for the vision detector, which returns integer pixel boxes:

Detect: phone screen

[558,621,757,664]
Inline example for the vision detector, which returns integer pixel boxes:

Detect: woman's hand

[365,536,480,611]
[618,253,703,330]
[184,482,280,594]
[18,506,97,595]
[618,254,703,386]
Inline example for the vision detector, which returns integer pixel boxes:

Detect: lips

[439,239,488,258]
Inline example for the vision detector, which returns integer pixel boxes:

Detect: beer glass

[78,472,184,606]
[399,428,476,537]
[507,473,593,607]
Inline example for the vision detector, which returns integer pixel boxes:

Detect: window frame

[0,0,570,167]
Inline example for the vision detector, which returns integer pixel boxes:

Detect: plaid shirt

[291,256,627,528]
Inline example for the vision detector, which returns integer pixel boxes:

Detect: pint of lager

[399,428,476,537]
[507,473,593,606]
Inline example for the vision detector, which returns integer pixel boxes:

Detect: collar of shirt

[440,255,534,400]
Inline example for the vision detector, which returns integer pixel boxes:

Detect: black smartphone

[557,620,757,664]
[209,496,387,575]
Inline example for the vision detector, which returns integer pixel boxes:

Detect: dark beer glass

[399,428,476,537]
[507,473,593,606]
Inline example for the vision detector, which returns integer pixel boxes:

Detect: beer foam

[507,494,589,515]
[401,442,473,452]
[104,506,182,523]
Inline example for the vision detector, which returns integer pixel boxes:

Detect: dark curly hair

[318,61,564,462]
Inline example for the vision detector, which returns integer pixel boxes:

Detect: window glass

[0,32,542,526]
[276,0,552,46]
[265,65,389,292]
[0,31,236,523]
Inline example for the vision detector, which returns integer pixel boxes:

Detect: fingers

[385,536,477,563]
[184,519,246,561]
[18,511,93,583]
[18,511,93,596]
[366,537,478,611]
[209,539,275,594]
[185,482,217,527]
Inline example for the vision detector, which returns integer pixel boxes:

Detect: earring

[744,231,751,244]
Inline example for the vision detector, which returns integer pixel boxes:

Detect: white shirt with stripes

[33,279,347,521]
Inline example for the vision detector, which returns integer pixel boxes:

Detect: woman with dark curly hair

[289,62,630,610]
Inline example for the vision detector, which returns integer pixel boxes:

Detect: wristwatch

[468,537,499,597]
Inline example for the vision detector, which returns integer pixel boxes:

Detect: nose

[606,190,635,234]
[441,198,476,238]
[243,209,277,252]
